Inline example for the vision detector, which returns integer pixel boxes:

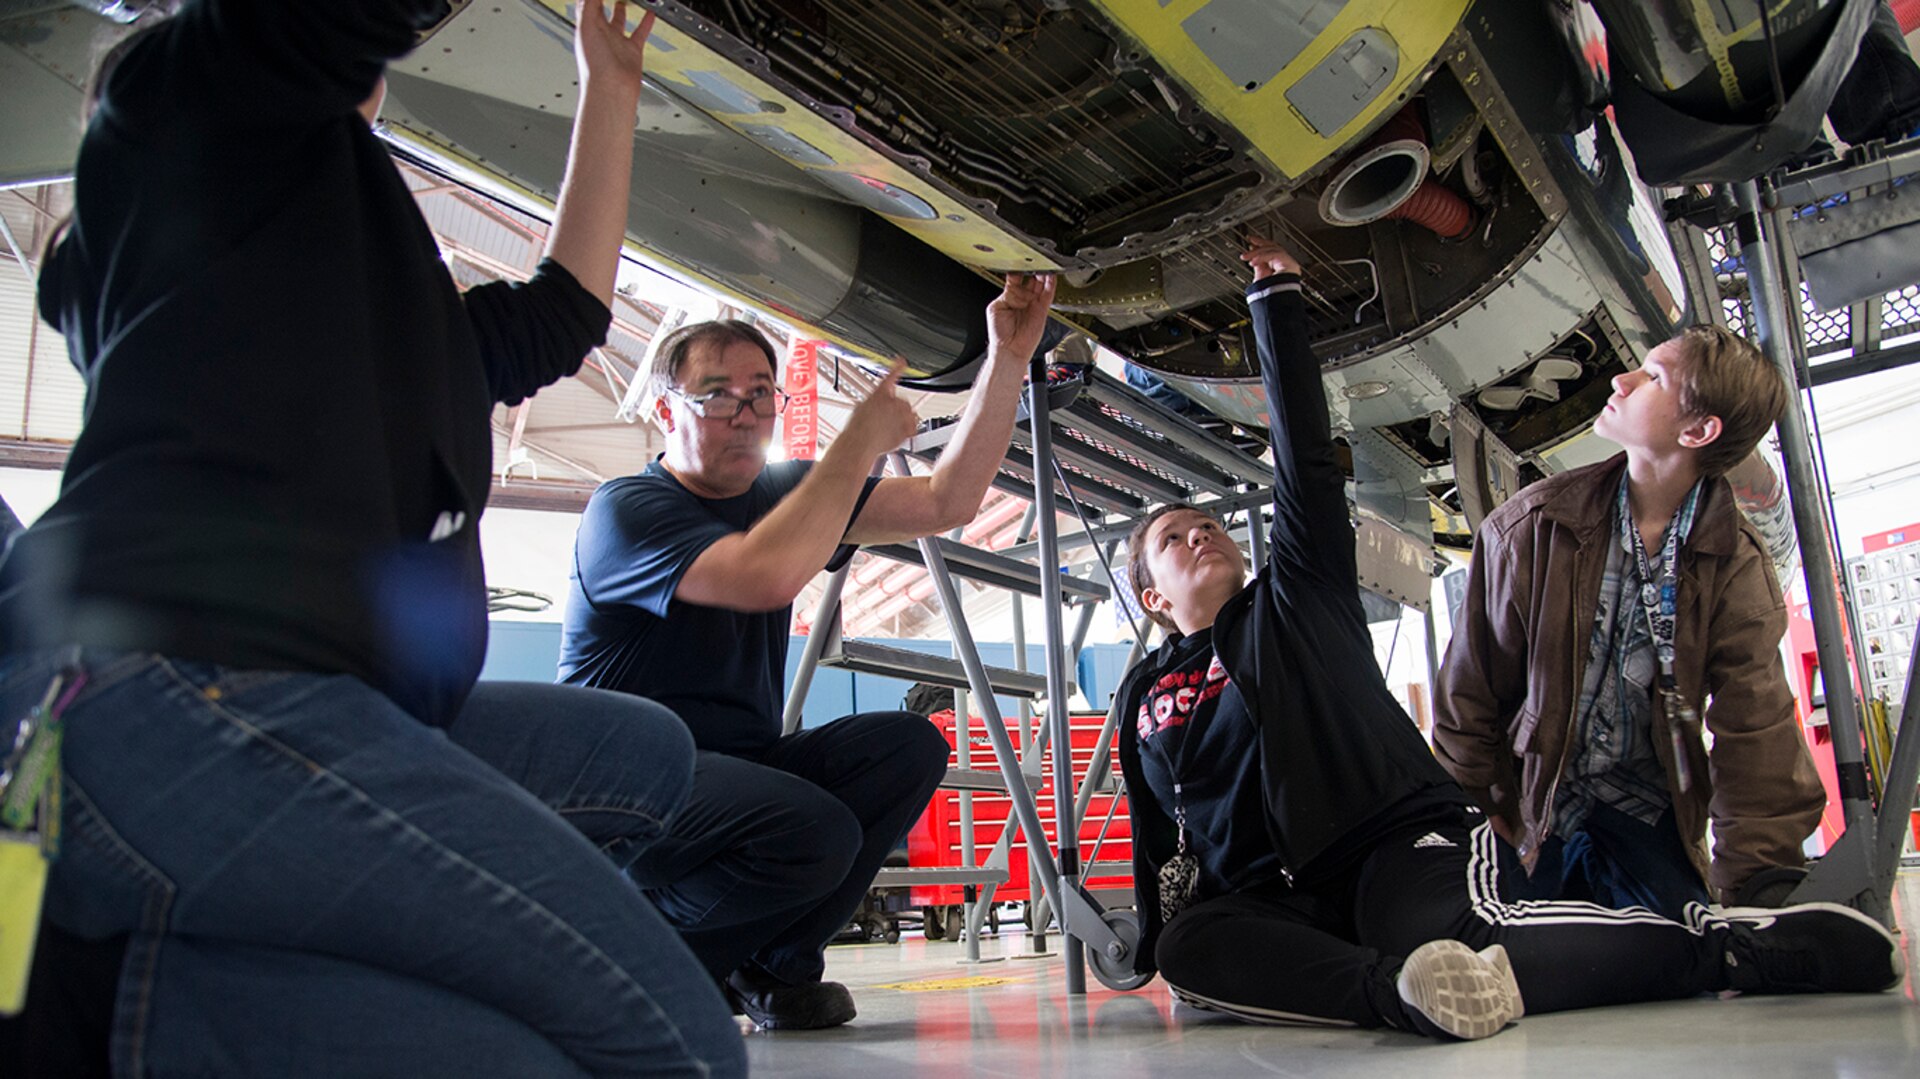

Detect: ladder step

[872,866,1011,888]
[907,366,1266,514]
[1083,860,1134,877]
[980,453,1145,517]
[819,638,1051,699]
[905,380,1084,454]
[940,767,1040,792]
[866,537,1110,604]
[1009,423,1190,505]
[1080,370,1270,488]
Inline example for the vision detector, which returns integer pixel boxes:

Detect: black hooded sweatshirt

[1117,272,1470,973]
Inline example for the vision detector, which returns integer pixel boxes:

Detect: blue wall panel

[480,621,569,683]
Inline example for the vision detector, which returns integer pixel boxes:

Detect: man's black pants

[1156,818,1729,1028]
[627,710,949,985]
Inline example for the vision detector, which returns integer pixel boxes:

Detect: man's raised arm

[843,274,1057,545]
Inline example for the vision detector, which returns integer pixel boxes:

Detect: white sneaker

[1479,942,1525,1021]
[1396,940,1522,1040]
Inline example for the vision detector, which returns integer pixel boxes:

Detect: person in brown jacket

[1434,325,1827,920]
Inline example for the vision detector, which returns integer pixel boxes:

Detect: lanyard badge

[1620,480,1702,794]
[0,667,85,1016]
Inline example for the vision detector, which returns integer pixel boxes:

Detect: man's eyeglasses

[669,387,791,420]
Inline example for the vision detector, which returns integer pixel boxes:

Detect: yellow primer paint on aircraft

[1085,0,1472,180]
[529,1,1062,273]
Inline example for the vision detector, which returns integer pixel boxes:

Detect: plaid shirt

[1554,477,1703,834]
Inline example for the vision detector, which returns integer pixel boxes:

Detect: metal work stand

[785,359,1269,992]
[1724,171,1920,923]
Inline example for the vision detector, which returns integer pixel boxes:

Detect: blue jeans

[1123,363,1199,414]
[3,650,744,1078]
[1495,803,1713,922]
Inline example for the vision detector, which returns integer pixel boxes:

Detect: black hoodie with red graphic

[1116,272,1469,974]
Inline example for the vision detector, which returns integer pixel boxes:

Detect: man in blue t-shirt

[560,273,1057,1029]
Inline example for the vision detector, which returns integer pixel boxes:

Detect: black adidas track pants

[1155,819,1730,1028]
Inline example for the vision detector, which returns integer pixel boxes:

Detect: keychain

[0,668,84,1016]
[1661,669,1698,794]
[1,674,69,831]
[1157,791,1201,923]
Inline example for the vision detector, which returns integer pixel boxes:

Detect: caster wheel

[923,907,945,941]
[944,908,965,942]
[884,926,901,944]
[1087,909,1152,991]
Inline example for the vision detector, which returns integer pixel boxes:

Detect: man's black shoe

[1720,903,1903,994]
[725,968,857,1030]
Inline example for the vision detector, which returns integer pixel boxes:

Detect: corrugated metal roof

[0,185,83,443]
[418,188,542,274]
[0,224,36,439]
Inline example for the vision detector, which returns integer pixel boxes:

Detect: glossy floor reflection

[747,871,1920,1077]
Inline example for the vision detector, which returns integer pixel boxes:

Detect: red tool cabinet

[905,708,1134,916]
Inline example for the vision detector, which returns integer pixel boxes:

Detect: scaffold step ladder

[906,365,1269,519]
[864,537,1110,605]
[815,619,1050,699]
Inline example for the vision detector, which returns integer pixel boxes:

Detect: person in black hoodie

[0,3,741,1076]
[1114,236,1902,1040]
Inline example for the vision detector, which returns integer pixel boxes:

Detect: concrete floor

[746,872,1920,1077]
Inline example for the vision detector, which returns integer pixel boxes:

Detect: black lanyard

[1148,643,1212,921]
[1155,666,1206,856]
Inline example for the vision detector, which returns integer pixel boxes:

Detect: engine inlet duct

[1317,105,1473,240]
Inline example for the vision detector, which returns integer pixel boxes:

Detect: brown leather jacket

[1432,455,1825,902]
